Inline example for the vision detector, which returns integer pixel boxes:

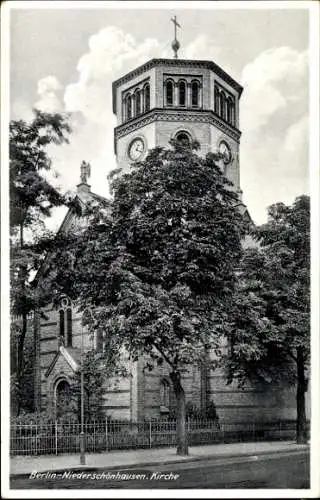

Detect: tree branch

[153,342,174,369]
[287,350,297,362]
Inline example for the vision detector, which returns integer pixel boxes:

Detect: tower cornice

[113,107,241,154]
[112,58,243,114]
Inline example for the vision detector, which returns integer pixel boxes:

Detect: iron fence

[10,418,305,456]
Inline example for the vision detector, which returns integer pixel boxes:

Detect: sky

[8,2,313,229]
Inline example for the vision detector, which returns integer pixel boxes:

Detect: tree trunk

[15,221,27,416]
[33,310,41,413]
[296,348,308,444]
[170,371,188,456]
[16,311,28,416]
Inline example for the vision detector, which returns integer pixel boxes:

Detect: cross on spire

[171,15,181,59]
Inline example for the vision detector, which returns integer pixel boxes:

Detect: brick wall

[37,305,308,423]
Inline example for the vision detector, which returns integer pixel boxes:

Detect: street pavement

[10,439,308,476]
[9,440,310,490]
[10,449,309,489]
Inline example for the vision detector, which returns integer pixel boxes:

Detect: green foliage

[224,195,310,442]
[47,140,248,454]
[10,109,71,231]
[167,400,219,421]
[10,109,72,415]
[51,140,248,372]
[11,410,57,426]
[70,350,117,421]
[10,108,72,314]
[185,400,220,421]
[10,321,35,413]
[225,195,310,383]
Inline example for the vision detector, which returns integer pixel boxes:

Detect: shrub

[167,400,220,421]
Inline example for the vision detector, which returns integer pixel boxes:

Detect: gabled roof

[34,187,110,285]
[235,201,255,228]
[57,188,109,236]
[45,345,81,378]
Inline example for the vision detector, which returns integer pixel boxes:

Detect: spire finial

[171,15,181,59]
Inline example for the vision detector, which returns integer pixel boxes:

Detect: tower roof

[112,58,243,114]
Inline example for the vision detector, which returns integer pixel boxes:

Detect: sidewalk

[10,440,309,476]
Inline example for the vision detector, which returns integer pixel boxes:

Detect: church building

[33,24,299,423]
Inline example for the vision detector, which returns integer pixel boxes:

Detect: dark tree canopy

[225,195,310,442]
[48,140,248,454]
[10,109,71,232]
[10,109,72,415]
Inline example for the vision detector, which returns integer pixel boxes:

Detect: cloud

[240,47,308,132]
[283,114,308,156]
[31,28,309,230]
[240,47,309,223]
[34,27,170,230]
[11,98,34,121]
[64,26,165,124]
[183,34,221,62]
[37,75,61,94]
[35,75,63,113]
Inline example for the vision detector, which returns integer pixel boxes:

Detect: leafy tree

[70,348,125,422]
[10,109,72,415]
[49,140,247,455]
[225,196,310,443]
[184,400,220,422]
[10,320,35,414]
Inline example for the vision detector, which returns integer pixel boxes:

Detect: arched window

[144,84,150,112]
[126,95,132,120]
[59,310,65,342]
[226,97,232,124]
[165,80,174,106]
[178,80,186,106]
[175,131,191,148]
[191,81,199,107]
[160,379,170,408]
[220,92,226,120]
[55,380,72,417]
[66,308,72,347]
[59,296,72,347]
[122,97,128,121]
[135,89,141,116]
[214,86,220,115]
[230,100,235,126]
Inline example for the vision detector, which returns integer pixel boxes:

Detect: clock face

[128,138,145,161]
[219,141,232,165]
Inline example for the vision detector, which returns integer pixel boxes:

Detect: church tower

[112,18,243,194]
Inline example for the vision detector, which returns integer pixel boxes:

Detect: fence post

[105,419,108,452]
[35,423,38,456]
[149,420,152,449]
[252,421,255,441]
[55,421,58,455]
